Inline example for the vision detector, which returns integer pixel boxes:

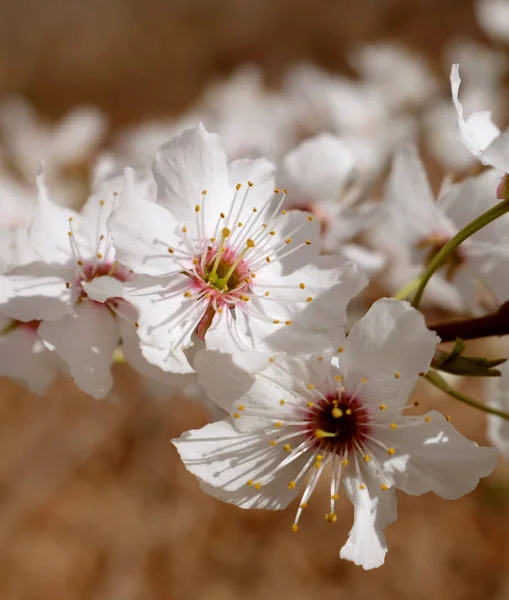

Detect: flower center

[416,232,466,281]
[309,392,370,454]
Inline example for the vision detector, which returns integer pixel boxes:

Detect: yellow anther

[273,320,280,324]
[425,416,432,423]
[253,207,257,213]
[275,422,281,429]
[286,238,292,244]
[220,212,225,219]
[363,455,371,463]
[236,183,241,190]
[65,282,71,289]
[99,199,105,206]
[332,407,343,419]
[305,240,311,245]
[334,375,342,382]
[254,482,261,490]
[217,308,223,314]
[202,189,207,195]
[288,481,296,489]
[299,283,305,289]
[305,297,313,303]
[316,455,323,461]
[274,188,280,194]
[269,231,276,236]
[285,320,292,325]
[446,415,451,422]
[266,257,271,263]
[168,248,174,254]
[387,447,396,456]
[359,484,366,490]
[247,480,253,486]
[341,459,349,467]
[314,462,322,469]
[240,295,250,301]
[390,423,398,430]
[379,404,387,411]
[337,346,344,353]
[394,371,401,379]
[381,484,389,491]
[361,377,368,384]
[247,239,255,248]
[269,357,275,363]
[281,209,287,215]
[233,413,240,419]
[77,260,83,266]
[307,215,314,221]
[68,217,73,222]
[284,444,291,452]
[414,401,420,407]
[193,258,199,265]
[222,228,230,238]
[67,231,72,237]
[300,502,308,509]
[270,440,277,447]
[248,181,254,187]
[317,356,323,361]
[325,512,337,524]
[306,401,314,407]
[419,371,425,376]
[182,226,187,233]
[345,409,352,415]
[265,292,270,297]
[291,523,299,533]
[331,493,339,500]
[279,399,285,406]
[184,291,193,297]
[307,384,315,390]
[238,222,243,227]
[238,405,245,411]
[282,188,288,194]
[195,205,201,212]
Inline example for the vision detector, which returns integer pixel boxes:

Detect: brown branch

[429,301,509,342]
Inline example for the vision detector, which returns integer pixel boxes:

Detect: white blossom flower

[108,124,368,373]
[371,142,509,312]
[476,0,509,43]
[0,169,151,399]
[450,64,509,173]
[281,133,385,274]
[173,299,497,569]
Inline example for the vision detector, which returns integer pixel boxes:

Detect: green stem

[425,369,509,421]
[393,277,421,301]
[412,199,509,310]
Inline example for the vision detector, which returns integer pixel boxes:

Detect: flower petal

[341,468,397,570]
[0,261,74,321]
[39,301,119,399]
[81,276,124,303]
[339,298,439,407]
[172,418,305,509]
[384,411,498,499]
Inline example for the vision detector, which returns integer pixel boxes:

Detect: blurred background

[1,1,509,599]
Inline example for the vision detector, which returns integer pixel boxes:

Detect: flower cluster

[1,28,509,570]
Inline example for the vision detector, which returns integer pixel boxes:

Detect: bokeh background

[1,1,509,599]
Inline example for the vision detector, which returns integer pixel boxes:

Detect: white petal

[0,262,74,321]
[172,418,305,509]
[282,133,357,201]
[81,276,124,303]
[152,123,230,229]
[29,168,79,263]
[39,301,119,399]
[338,244,386,276]
[340,298,439,407]
[107,196,185,277]
[0,325,62,395]
[139,341,195,375]
[487,361,509,459]
[450,64,504,168]
[341,470,397,570]
[386,411,498,499]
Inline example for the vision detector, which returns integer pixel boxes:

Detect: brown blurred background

[1,1,509,599]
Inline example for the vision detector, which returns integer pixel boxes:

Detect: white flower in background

[0,169,145,399]
[173,299,497,570]
[0,97,107,184]
[451,64,509,173]
[281,133,385,275]
[487,356,509,458]
[371,143,509,312]
[424,45,507,172]
[476,0,509,43]
[349,42,438,112]
[108,125,367,373]
[202,65,297,161]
